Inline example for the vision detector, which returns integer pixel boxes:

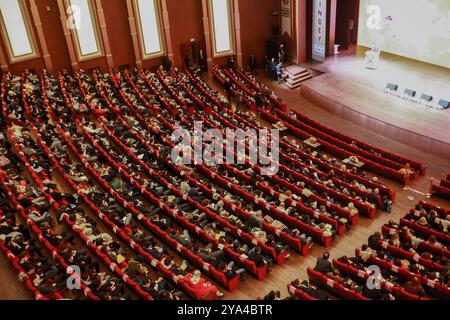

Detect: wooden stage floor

[301,73,450,158]
[302,46,450,102]
[296,46,450,159]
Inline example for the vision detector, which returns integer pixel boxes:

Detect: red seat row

[168,71,358,231]
[17,98,157,300]
[354,248,449,299]
[186,68,397,211]
[259,108,410,185]
[0,209,51,300]
[307,267,369,300]
[437,186,450,200]
[333,258,430,300]
[290,110,426,175]
[111,70,320,260]
[381,225,450,259]
[286,284,319,301]
[222,66,426,175]
[212,65,414,184]
[58,75,245,293]
[91,72,277,280]
[275,109,418,179]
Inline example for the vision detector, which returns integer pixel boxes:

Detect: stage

[290,47,450,159]
[302,46,450,101]
[301,73,450,159]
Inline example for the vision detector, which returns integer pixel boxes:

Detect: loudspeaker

[438,99,450,109]
[386,83,398,91]
[420,94,433,102]
[404,89,416,97]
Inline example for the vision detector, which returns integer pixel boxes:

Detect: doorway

[334,0,360,53]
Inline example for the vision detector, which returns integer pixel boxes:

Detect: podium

[365,49,380,70]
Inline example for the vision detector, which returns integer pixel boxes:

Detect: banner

[281,0,292,37]
[312,0,327,62]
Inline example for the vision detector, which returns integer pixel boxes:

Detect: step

[284,73,313,85]
[284,81,302,89]
[283,70,310,80]
[283,74,313,89]
[283,65,309,77]
[280,64,313,90]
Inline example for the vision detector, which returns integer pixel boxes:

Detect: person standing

[270,58,276,81]
[275,63,283,84]
[235,90,243,112]
[198,49,206,72]
[249,54,257,74]
[162,55,172,71]
[264,56,271,78]
[255,92,264,109]
[278,44,285,64]
[224,79,233,103]
[228,56,236,68]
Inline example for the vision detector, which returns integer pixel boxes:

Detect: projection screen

[358,0,450,68]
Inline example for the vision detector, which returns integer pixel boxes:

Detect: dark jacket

[314,257,333,274]
[248,249,265,268]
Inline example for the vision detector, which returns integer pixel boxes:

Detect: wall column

[160,0,174,63]
[295,0,308,63]
[125,0,142,69]
[0,44,8,72]
[232,0,243,68]
[95,0,114,69]
[57,0,79,72]
[327,0,337,56]
[201,0,213,70]
[29,0,53,72]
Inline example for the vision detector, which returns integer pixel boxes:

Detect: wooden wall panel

[238,0,278,68]
[30,0,52,71]
[101,0,134,69]
[95,0,114,69]
[327,0,337,56]
[36,0,72,72]
[335,0,360,50]
[141,56,164,70]
[166,0,204,67]
[297,0,308,62]
[0,0,313,73]
[306,0,313,59]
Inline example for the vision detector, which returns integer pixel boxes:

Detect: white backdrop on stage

[358,0,450,69]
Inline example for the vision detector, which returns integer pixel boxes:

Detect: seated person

[314,252,334,274]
